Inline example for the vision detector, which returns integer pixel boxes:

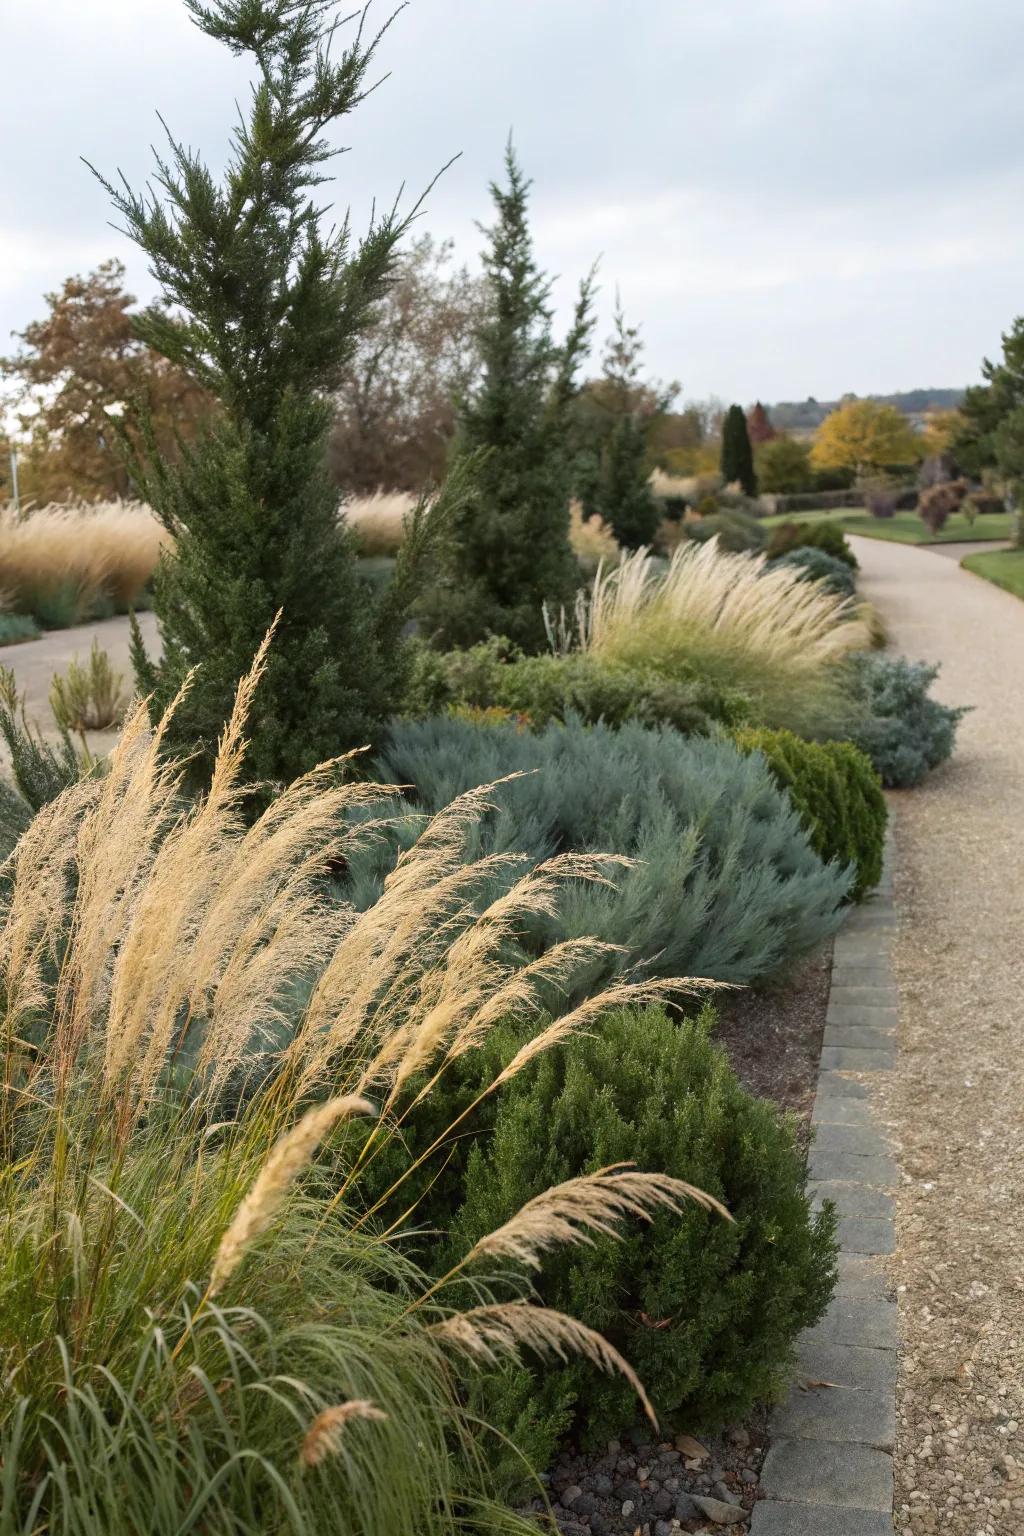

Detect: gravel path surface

[851,536,1024,1536]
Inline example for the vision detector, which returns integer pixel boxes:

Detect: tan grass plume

[210,1094,375,1295]
[300,1400,388,1467]
[462,1163,730,1273]
[433,1302,659,1428]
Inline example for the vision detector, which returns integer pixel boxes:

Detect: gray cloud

[2,0,1023,401]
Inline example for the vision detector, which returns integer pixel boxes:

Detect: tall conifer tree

[93,0,452,787]
[422,143,596,651]
[721,403,758,496]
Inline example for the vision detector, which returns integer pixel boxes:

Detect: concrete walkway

[0,611,158,755]
[848,537,1024,1536]
[921,539,1012,563]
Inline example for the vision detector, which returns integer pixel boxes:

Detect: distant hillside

[768,388,965,434]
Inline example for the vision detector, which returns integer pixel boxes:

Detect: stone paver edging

[752,835,899,1535]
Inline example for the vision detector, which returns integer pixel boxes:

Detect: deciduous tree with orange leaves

[1,259,208,502]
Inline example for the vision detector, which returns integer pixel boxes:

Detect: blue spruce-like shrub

[358,715,851,986]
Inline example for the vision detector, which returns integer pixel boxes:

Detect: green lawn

[961,547,1024,599]
[760,506,1014,545]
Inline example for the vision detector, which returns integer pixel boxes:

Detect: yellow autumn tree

[920,407,965,459]
[811,399,920,477]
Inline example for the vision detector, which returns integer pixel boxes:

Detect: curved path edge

[752,831,900,1535]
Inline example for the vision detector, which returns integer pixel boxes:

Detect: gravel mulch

[851,535,1024,1536]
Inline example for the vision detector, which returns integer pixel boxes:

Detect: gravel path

[851,537,1024,1536]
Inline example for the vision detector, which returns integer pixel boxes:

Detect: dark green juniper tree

[421,142,596,652]
[590,299,673,549]
[720,403,758,497]
[91,0,460,787]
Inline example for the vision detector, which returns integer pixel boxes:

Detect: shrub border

[752,827,900,1534]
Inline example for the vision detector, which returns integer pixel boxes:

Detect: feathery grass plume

[300,1399,388,1467]
[343,489,418,557]
[0,499,167,622]
[491,976,721,1090]
[211,1095,376,1295]
[432,1302,659,1428]
[461,1163,731,1271]
[569,500,620,573]
[570,538,869,737]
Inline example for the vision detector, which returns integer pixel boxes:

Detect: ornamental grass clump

[0,638,718,1533]
[561,539,869,738]
[0,500,165,626]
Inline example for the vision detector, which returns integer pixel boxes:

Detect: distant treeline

[768,388,965,433]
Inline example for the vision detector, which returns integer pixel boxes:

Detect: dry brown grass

[557,538,870,736]
[0,500,168,621]
[342,489,417,557]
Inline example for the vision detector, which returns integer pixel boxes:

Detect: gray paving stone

[831,966,895,988]
[823,1025,896,1050]
[805,1297,899,1351]
[750,1503,894,1535]
[835,1254,891,1300]
[815,1072,873,1101]
[797,1336,897,1392]
[760,1439,892,1510]
[826,1003,898,1028]
[836,1217,896,1255]
[808,1148,897,1186]
[813,1095,877,1126]
[772,1379,895,1449]
[813,1123,892,1158]
[842,916,898,936]
[810,1179,894,1218]
[827,985,899,1008]
[832,945,893,968]
[828,993,898,1011]
[819,1046,895,1073]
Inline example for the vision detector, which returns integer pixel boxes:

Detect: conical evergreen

[721,403,758,496]
[422,143,595,651]
[94,0,448,788]
[593,299,670,549]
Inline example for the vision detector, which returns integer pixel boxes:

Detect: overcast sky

[2,0,1023,403]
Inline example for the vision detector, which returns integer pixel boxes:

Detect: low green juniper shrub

[362,1004,838,1470]
[0,613,41,646]
[765,519,858,568]
[401,638,751,735]
[767,546,857,599]
[684,508,765,553]
[847,654,967,788]
[734,726,886,899]
[366,715,851,986]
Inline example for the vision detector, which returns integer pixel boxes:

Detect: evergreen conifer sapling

[593,297,674,549]
[422,142,596,651]
[92,0,460,788]
[721,403,758,497]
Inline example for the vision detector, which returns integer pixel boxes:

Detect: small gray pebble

[621,1499,635,1518]
[559,1485,583,1509]
[592,1474,614,1496]
[652,1488,674,1516]
[674,1492,700,1521]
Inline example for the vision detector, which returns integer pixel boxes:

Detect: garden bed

[518,942,833,1535]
